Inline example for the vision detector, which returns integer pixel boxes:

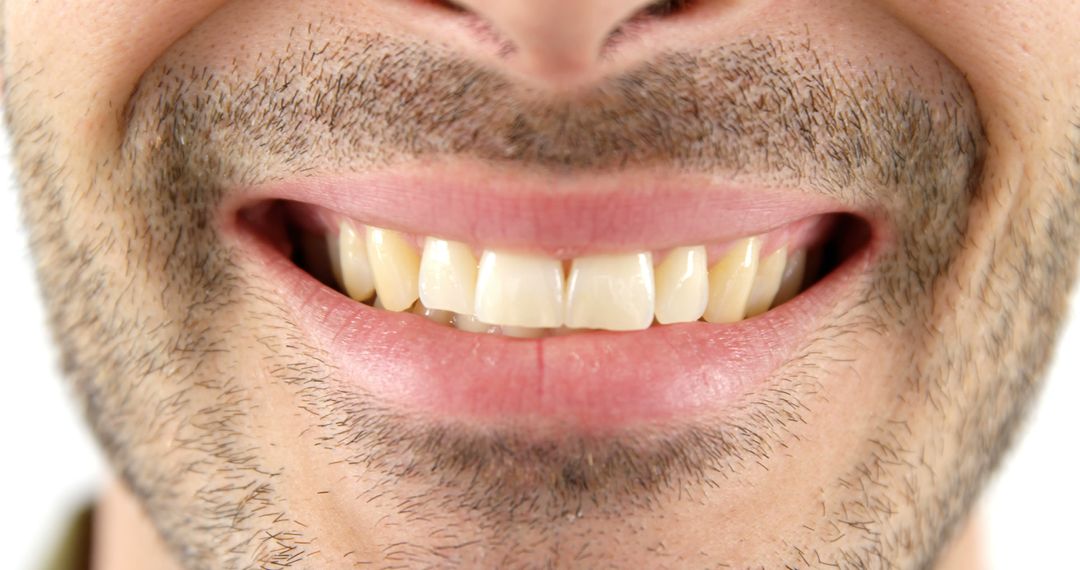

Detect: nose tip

[442,0,686,83]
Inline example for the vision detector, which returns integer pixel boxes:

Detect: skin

[3,0,1078,568]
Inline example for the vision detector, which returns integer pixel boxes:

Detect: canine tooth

[453,313,497,334]
[474,251,564,328]
[653,246,708,324]
[419,237,478,314]
[703,237,762,323]
[365,226,421,312]
[745,246,787,317]
[337,221,376,302]
[412,301,454,325]
[500,326,546,339]
[772,249,807,307]
[565,252,655,331]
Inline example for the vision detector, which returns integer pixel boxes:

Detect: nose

[400,0,701,85]
[453,0,659,76]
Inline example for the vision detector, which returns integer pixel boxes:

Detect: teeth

[453,313,497,334]
[323,221,815,335]
[744,246,787,318]
[419,237,478,314]
[703,237,762,324]
[474,250,565,328]
[565,252,655,331]
[772,249,807,307]
[337,221,376,302]
[500,325,546,339]
[365,226,421,312]
[412,301,454,325]
[653,246,708,324]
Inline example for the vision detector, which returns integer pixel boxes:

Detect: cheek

[874,0,1079,151]
[4,0,230,153]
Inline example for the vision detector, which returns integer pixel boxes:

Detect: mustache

[125,31,980,198]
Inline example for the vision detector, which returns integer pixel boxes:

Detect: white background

[0,129,1076,569]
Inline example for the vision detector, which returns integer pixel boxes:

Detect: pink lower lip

[232,222,872,433]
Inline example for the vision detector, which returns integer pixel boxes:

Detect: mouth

[226,165,876,432]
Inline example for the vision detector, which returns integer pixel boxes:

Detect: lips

[223,164,876,433]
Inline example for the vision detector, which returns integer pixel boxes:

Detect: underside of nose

[426,0,703,84]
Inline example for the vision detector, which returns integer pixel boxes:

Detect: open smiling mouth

[229,172,875,431]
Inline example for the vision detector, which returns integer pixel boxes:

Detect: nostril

[417,0,517,55]
[424,0,468,14]
[607,0,701,48]
[406,0,709,82]
[641,0,698,18]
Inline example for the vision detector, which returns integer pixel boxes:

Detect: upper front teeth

[332,224,806,333]
[565,252,655,331]
[419,237,478,314]
[474,250,565,328]
[653,246,708,324]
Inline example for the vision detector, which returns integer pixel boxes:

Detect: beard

[7,14,1080,569]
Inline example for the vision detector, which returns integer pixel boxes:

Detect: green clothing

[43,505,93,570]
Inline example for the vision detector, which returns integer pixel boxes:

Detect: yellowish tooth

[338,221,376,302]
[653,246,708,324]
[412,301,454,325]
[365,226,420,312]
[474,250,564,328]
[772,249,807,307]
[565,252,655,331]
[703,237,762,323]
[499,326,546,339]
[418,237,478,314]
[453,313,497,334]
[744,246,787,317]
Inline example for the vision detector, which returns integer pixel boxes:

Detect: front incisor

[474,250,565,328]
[565,252,656,331]
[565,252,656,332]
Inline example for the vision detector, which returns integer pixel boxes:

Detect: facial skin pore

[3,1,1079,568]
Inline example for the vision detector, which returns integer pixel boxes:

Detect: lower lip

[233,220,871,434]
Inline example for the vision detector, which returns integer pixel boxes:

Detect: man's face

[4,0,1078,567]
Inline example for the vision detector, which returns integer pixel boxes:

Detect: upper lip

[224,160,861,257]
